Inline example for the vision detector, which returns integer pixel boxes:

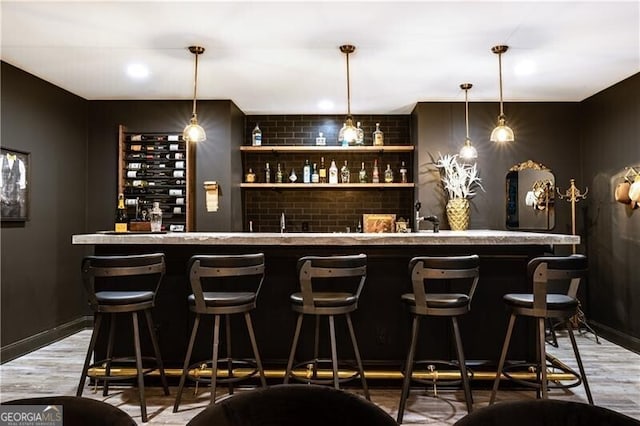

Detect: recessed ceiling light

[126,63,150,79]
[317,99,334,111]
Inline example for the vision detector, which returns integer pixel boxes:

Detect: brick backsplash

[243,114,414,232]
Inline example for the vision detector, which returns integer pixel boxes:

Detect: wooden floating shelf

[240,145,414,153]
[240,183,415,189]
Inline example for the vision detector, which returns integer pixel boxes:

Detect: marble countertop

[72,230,579,246]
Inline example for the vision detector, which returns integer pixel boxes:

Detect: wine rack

[117,125,193,231]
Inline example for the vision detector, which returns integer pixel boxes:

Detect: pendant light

[490,45,515,143]
[339,44,358,145]
[459,83,478,161]
[183,45,206,143]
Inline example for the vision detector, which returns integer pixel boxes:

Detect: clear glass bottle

[340,160,350,183]
[275,163,283,183]
[338,123,348,147]
[252,124,262,146]
[400,161,408,183]
[311,163,319,183]
[329,160,339,184]
[150,202,163,232]
[289,168,297,183]
[315,132,326,146]
[358,162,368,183]
[356,122,364,145]
[384,164,394,183]
[373,122,384,146]
[303,159,311,183]
[372,159,380,183]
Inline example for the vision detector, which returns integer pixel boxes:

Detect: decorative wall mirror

[505,160,555,230]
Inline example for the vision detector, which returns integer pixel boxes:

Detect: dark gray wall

[411,101,581,240]
[87,100,244,232]
[1,62,88,356]
[580,73,640,350]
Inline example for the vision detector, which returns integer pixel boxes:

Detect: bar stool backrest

[81,253,165,310]
[527,254,587,316]
[296,254,367,310]
[409,254,480,315]
[188,253,265,313]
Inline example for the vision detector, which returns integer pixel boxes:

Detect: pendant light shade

[459,83,478,161]
[183,45,206,143]
[339,44,358,145]
[490,45,514,143]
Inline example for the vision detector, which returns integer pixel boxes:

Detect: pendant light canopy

[339,44,358,145]
[490,45,515,143]
[183,45,206,143]
[459,83,478,161]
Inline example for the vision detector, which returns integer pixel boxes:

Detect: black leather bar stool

[77,253,169,423]
[283,254,369,400]
[173,253,267,412]
[490,254,593,405]
[397,255,480,423]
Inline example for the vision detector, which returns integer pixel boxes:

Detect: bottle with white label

[329,160,339,184]
[373,122,384,146]
[356,122,364,145]
[252,124,262,146]
[315,132,326,146]
[303,159,311,183]
[150,202,163,232]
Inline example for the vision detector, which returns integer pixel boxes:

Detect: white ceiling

[1,1,639,114]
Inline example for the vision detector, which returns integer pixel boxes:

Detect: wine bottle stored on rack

[115,193,128,233]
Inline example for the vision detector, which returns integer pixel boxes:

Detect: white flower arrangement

[435,154,484,199]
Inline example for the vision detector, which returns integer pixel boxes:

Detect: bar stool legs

[284,313,370,400]
[397,315,473,424]
[77,310,169,423]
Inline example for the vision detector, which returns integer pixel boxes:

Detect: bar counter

[72,230,578,376]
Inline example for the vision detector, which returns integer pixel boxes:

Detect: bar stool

[173,253,267,412]
[77,253,169,423]
[397,255,480,423]
[284,254,369,400]
[490,254,593,405]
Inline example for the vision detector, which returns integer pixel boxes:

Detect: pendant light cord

[345,51,351,116]
[464,87,470,139]
[192,52,199,116]
[498,51,504,117]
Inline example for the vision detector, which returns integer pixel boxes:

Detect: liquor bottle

[384,164,394,183]
[373,122,384,146]
[400,161,408,183]
[358,162,368,183]
[372,159,380,183]
[319,157,327,183]
[328,160,339,184]
[265,162,271,183]
[252,124,262,146]
[356,122,364,145]
[340,160,350,183]
[289,168,298,183]
[275,163,283,183]
[115,193,128,233]
[338,123,348,147]
[303,159,311,183]
[311,163,319,183]
[315,132,326,146]
[245,168,256,183]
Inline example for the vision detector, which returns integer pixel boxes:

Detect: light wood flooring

[1,329,638,425]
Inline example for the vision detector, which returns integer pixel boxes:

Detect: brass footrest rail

[87,367,577,382]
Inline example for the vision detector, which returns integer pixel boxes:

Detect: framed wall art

[1,147,30,221]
